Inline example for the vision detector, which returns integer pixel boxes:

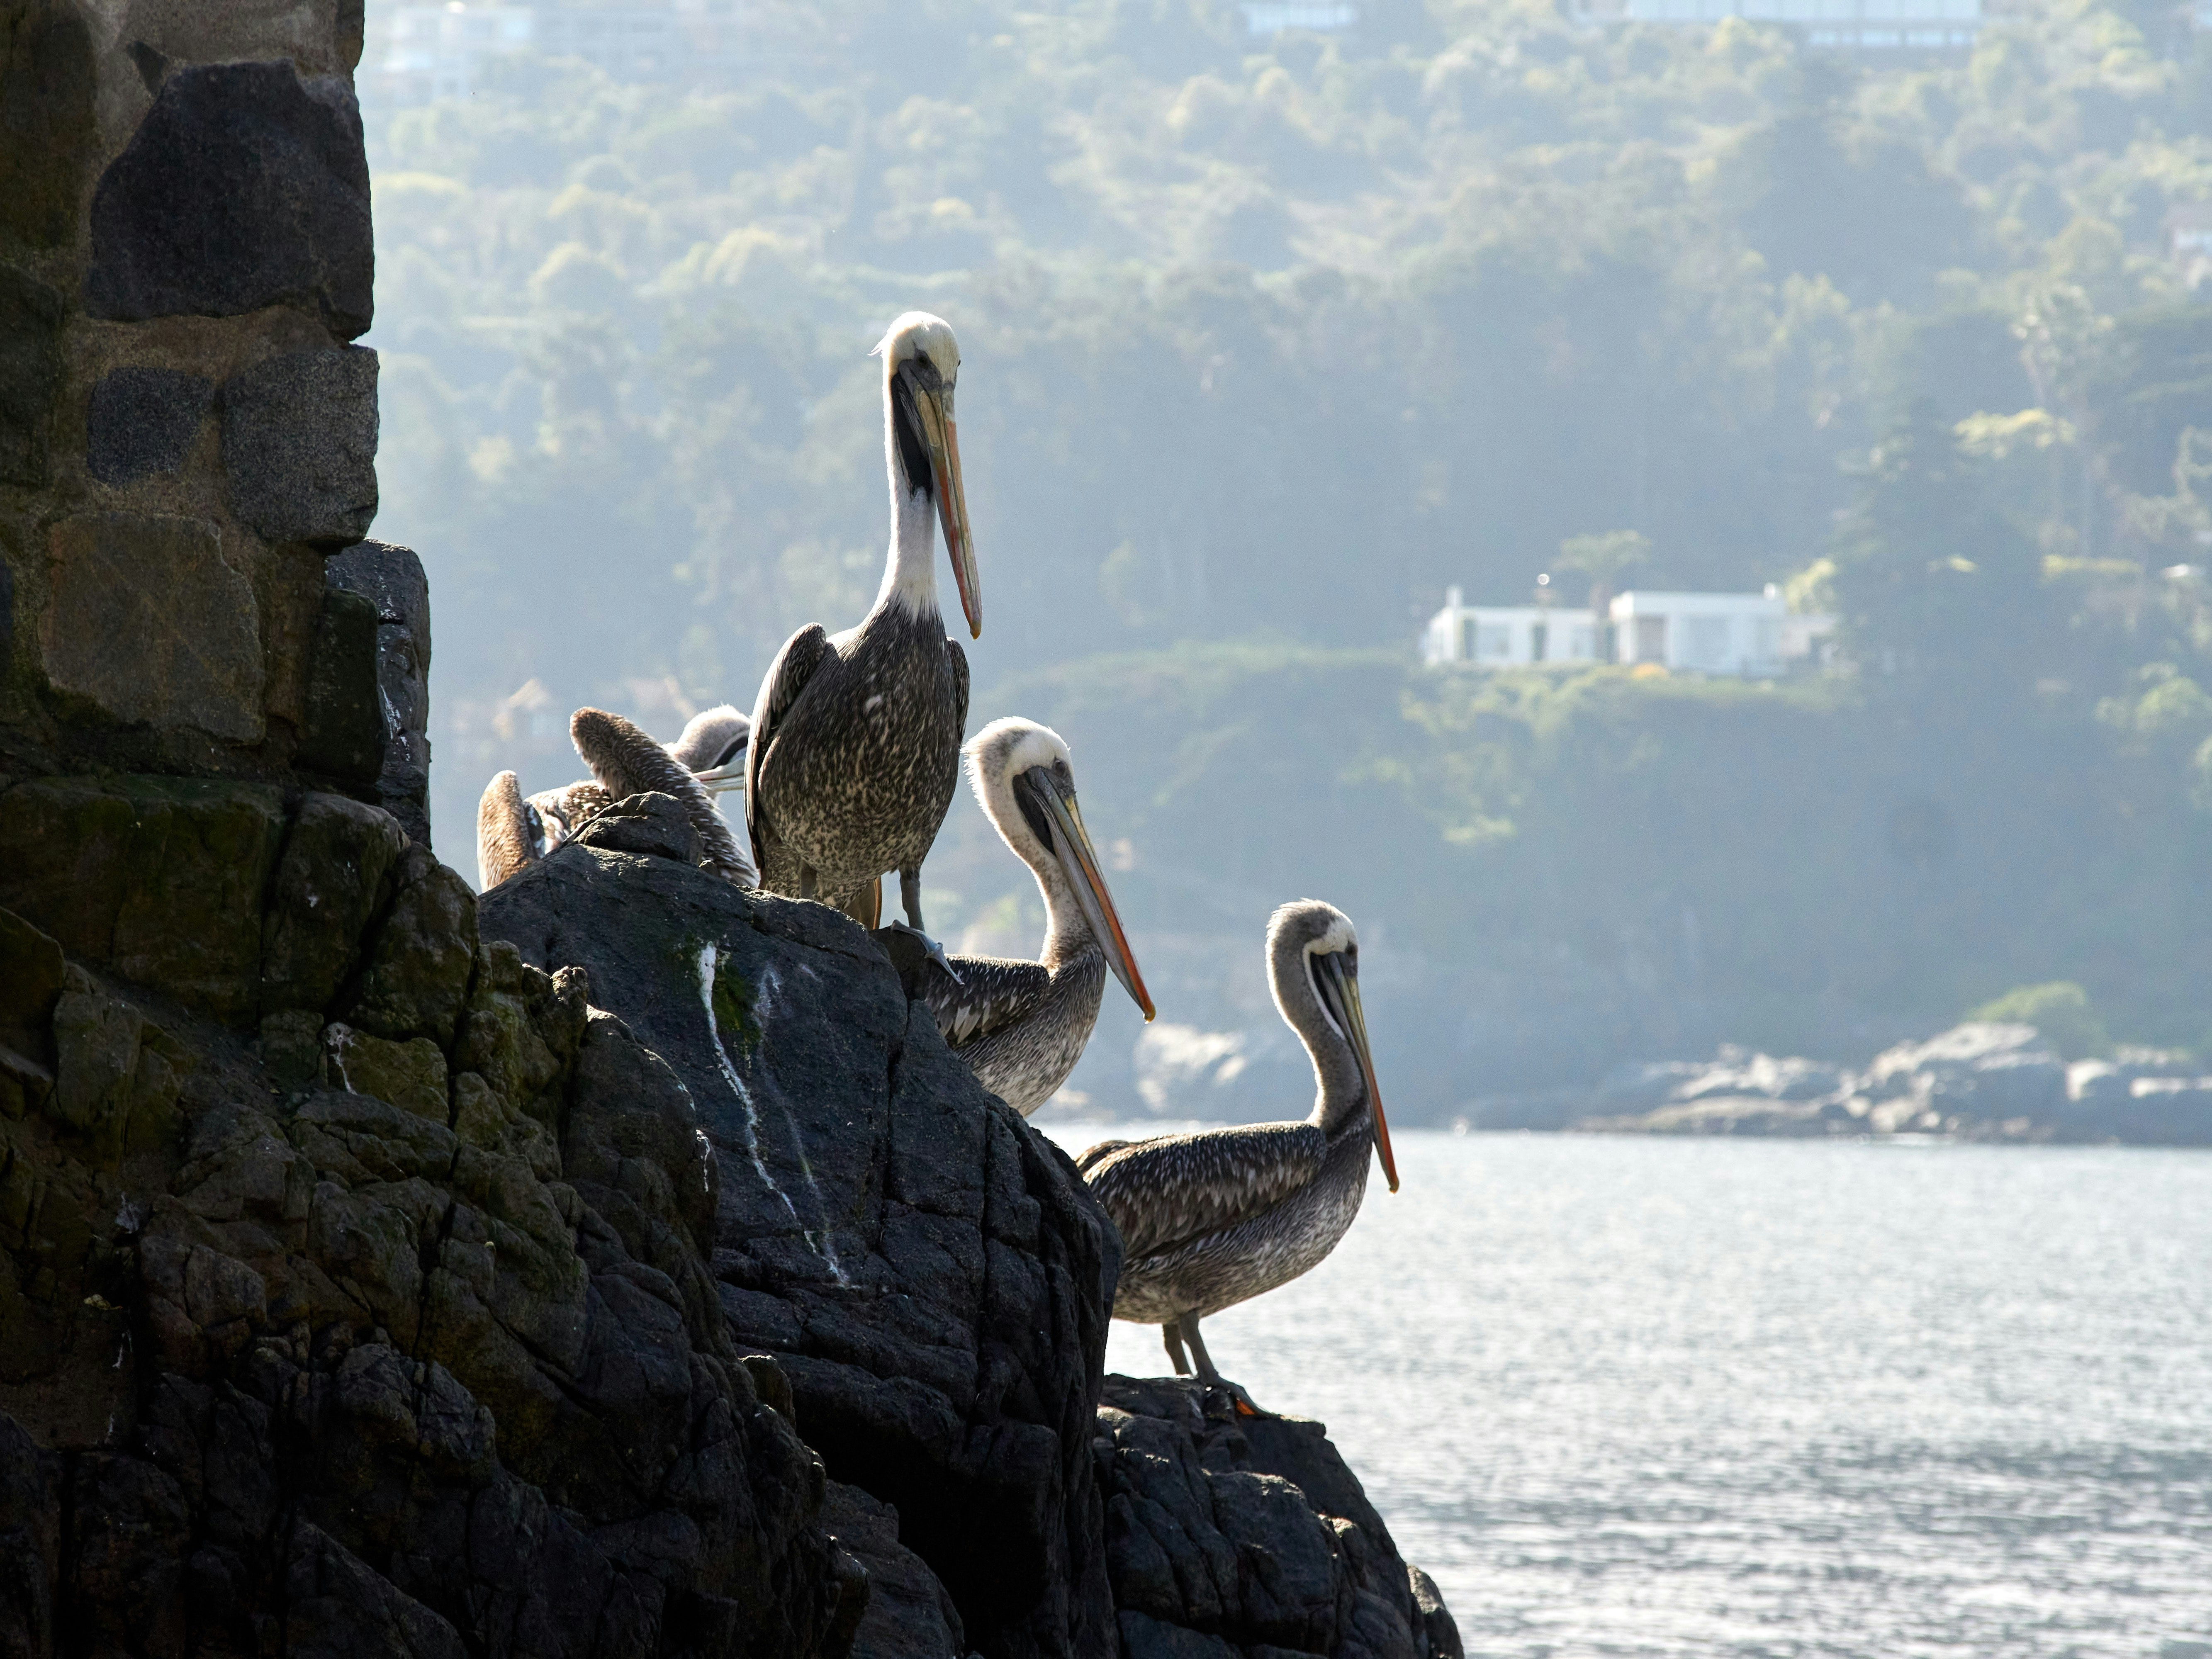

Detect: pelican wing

[745,624,833,869]
[477,770,539,890]
[569,707,757,885]
[946,636,969,737]
[1078,1122,1327,1262]
[925,954,1051,1048]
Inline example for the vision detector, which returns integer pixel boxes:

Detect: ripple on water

[1039,1126,2212,1658]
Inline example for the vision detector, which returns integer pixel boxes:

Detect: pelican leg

[883,866,961,980]
[798,866,817,901]
[1182,1315,1220,1382]
[1162,1320,1192,1376]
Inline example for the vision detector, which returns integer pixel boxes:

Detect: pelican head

[1267,900,1397,1193]
[670,703,750,793]
[875,310,980,638]
[966,716,1153,1021]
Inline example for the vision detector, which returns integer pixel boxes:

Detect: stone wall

[0,0,415,822]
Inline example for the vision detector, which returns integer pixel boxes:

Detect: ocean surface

[1036,1126,2212,1658]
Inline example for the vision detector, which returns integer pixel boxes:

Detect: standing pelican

[746,311,978,937]
[878,717,1153,1114]
[475,705,756,889]
[1077,900,1398,1383]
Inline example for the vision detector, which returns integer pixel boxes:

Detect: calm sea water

[1037,1126,2212,1658]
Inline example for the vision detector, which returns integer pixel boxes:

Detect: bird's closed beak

[1037,779,1154,1022]
[1319,954,1396,1192]
[691,759,746,796]
[915,386,980,638]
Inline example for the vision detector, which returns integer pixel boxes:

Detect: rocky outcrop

[1551,1024,2212,1145]
[479,795,1122,1659]
[0,780,864,1653]
[1095,1379,1461,1659]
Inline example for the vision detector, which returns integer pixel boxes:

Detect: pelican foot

[881,920,962,983]
[1196,1379,1273,1420]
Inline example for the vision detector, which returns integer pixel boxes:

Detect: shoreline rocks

[1462,1023,2212,1146]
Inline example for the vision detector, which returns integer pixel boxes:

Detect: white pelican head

[965,716,1153,1021]
[874,311,979,639]
[1266,899,1396,1193]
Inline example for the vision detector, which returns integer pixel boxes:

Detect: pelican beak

[691,762,746,796]
[1320,954,1397,1193]
[1037,778,1154,1022]
[915,386,980,639]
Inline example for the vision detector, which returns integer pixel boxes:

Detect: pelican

[670,703,750,784]
[877,718,1153,1114]
[1076,900,1397,1385]
[745,311,978,939]
[474,705,756,889]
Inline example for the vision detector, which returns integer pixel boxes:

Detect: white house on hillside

[1424,585,1835,676]
[1421,589,1599,667]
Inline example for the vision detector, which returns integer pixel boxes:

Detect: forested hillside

[362,0,2212,1114]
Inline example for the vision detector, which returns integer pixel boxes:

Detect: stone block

[0,776,285,1024]
[327,540,432,844]
[342,844,476,1046]
[0,0,97,250]
[321,1024,448,1121]
[220,347,379,547]
[0,905,62,1062]
[84,60,373,337]
[87,368,214,486]
[295,586,384,786]
[40,513,265,742]
[0,268,63,488]
[261,793,406,1017]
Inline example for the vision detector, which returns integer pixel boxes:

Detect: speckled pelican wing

[1078,1122,1328,1262]
[570,708,757,886]
[910,950,1053,1048]
[477,770,539,890]
[744,623,832,873]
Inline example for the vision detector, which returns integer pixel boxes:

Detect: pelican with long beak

[745,311,977,938]
[1077,900,1397,1387]
[877,718,1153,1114]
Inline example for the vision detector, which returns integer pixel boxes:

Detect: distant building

[1423,589,1599,667]
[1573,0,1980,52]
[1423,585,1835,675]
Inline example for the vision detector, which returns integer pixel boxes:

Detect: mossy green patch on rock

[320,1024,448,1122]
[0,776,285,1025]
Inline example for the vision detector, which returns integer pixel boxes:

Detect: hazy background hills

[359,0,2212,1120]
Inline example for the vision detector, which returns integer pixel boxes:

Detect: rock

[482,842,1122,1659]
[570,790,703,865]
[820,1480,970,1659]
[0,904,65,1081]
[0,0,97,250]
[2109,1078,2212,1146]
[86,367,216,486]
[320,1024,448,1120]
[260,793,407,1017]
[83,60,374,337]
[0,776,286,1024]
[296,585,387,787]
[340,844,476,1047]
[326,540,433,846]
[39,512,266,742]
[0,267,64,488]
[220,347,380,547]
[1,556,12,686]
[1095,1377,1460,1659]
[1861,1023,2064,1121]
